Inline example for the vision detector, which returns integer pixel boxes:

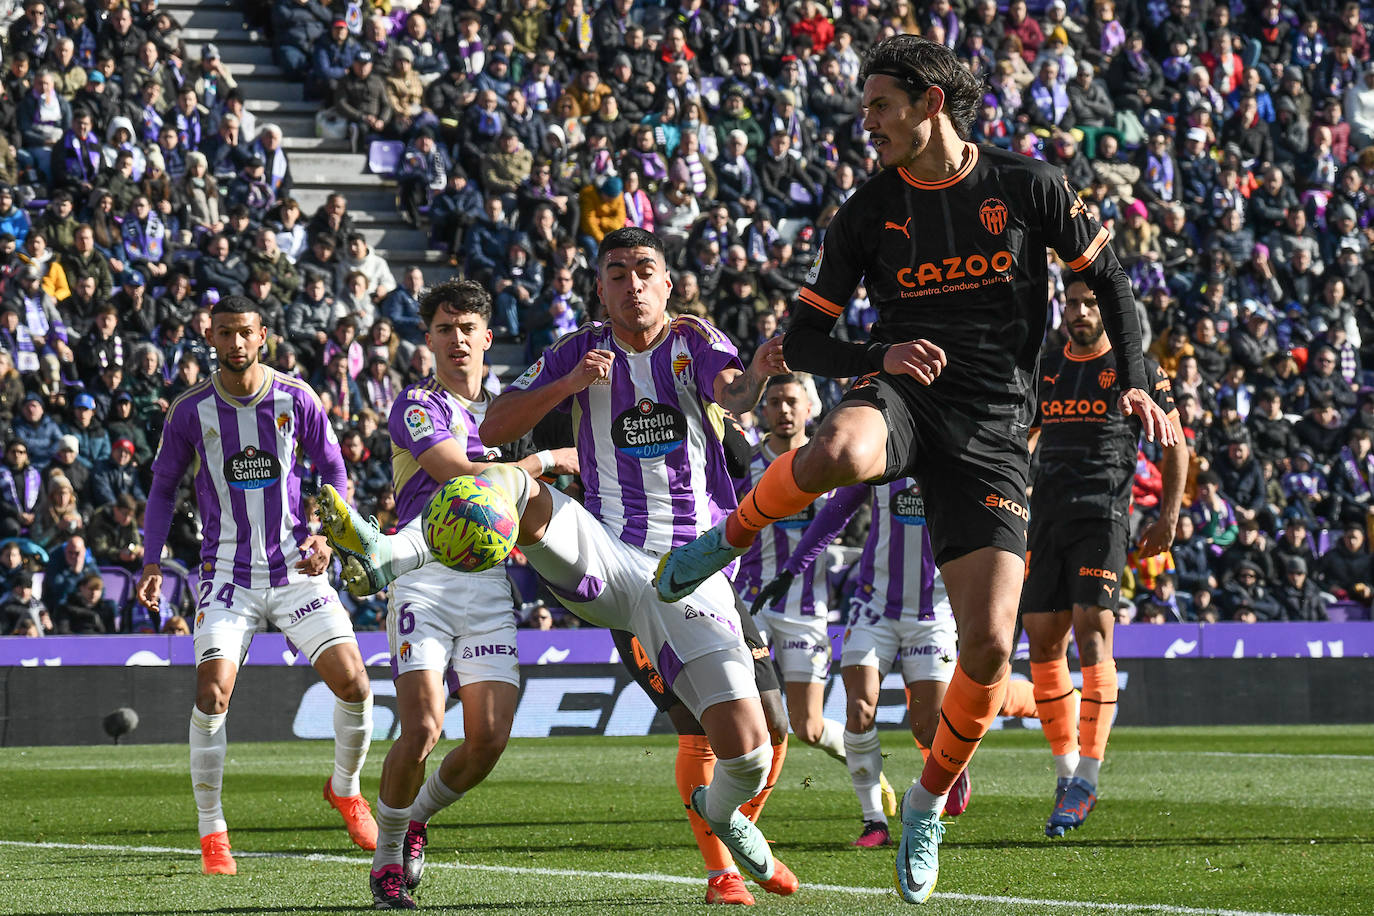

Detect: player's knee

[196,682,232,715]
[846,697,877,732]
[791,716,825,746]
[332,674,372,705]
[957,629,1013,678]
[397,717,443,761]
[465,721,512,766]
[798,427,882,489]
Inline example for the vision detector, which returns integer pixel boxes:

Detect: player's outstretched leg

[317,484,428,596]
[675,735,756,905]
[656,451,823,601]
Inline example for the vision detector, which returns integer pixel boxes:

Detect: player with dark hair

[1021,276,1187,838]
[319,278,578,908]
[136,295,377,877]
[317,227,802,901]
[655,35,1177,903]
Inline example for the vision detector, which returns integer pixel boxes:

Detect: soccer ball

[422,475,519,572]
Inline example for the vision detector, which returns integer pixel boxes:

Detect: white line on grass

[0,838,1312,916]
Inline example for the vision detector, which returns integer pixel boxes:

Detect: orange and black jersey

[1031,344,1177,524]
[786,143,1148,413]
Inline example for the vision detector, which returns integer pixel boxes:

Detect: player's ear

[925,85,945,120]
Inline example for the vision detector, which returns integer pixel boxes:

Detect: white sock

[844,727,886,824]
[1054,751,1081,781]
[706,866,741,879]
[1075,756,1102,788]
[813,718,848,764]
[331,696,373,798]
[392,524,432,574]
[905,781,947,817]
[189,707,228,838]
[701,742,770,824]
[410,769,464,825]
[372,799,410,871]
[478,463,533,516]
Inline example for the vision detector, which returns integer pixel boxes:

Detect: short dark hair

[211,294,262,320]
[598,227,665,265]
[859,35,983,138]
[419,278,492,328]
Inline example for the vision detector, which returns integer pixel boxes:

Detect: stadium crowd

[0,0,1371,634]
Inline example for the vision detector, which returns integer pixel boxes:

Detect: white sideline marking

[20,748,1374,771]
[0,838,1311,916]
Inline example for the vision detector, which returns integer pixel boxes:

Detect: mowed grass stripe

[0,839,1314,916]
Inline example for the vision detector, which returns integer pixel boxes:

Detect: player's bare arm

[418,436,580,484]
[1137,411,1189,557]
[480,349,615,445]
[715,336,790,414]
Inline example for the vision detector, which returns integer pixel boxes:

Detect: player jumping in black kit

[1021,277,1188,837]
[656,35,1178,904]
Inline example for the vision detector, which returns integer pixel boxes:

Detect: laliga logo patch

[515,356,545,388]
[1098,368,1117,389]
[613,399,686,458]
[223,445,281,490]
[805,244,824,284]
[979,198,1008,235]
[405,405,435,439]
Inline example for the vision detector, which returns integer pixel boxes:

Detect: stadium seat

[98,566,135,610]
[368,140,405,177]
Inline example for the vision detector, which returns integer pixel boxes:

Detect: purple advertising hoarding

[2,622,1371,667]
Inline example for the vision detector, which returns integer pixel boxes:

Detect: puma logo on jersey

[884,217,912,239]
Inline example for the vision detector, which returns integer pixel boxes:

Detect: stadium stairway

[168,0,528,377]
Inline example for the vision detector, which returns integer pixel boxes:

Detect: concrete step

[163,0,235,9]
[227,79,302,102]
[242,97,318,114]
[174,8,247,30]
[174,8,250,29]
[233,65,295,84]
[268,115,317,137]
[350,225,430,249]
[293,187,396,212]
[376,247,447,265]
[280,136,350,152]
[185,40,277,67]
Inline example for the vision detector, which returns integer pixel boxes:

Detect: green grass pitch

[0,726,1370,915]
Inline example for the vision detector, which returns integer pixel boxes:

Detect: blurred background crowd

[1,0,1372,635]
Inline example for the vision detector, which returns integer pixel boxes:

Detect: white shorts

[758,610,831,684]
[388,540,519,690]
[520,488,757,719]
[840,601,957,684]
[193,575,356,667]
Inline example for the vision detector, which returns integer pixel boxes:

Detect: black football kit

[1021,344,1178,611]
[783,142,1148,565]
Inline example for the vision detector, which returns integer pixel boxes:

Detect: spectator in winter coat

[1278,557,1328,620]
[10,394,63,467]
[1317,524,1374,603]
[89,438,145,509]
[1220,561,1282,621]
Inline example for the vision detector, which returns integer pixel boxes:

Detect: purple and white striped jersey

[735,442,829,617]
[390,376,499,527]
[144,368,347,589]
[853,479,952,623]
[508,316,741,554]
[782,478,952,623]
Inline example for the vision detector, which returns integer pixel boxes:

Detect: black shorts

[842,372,1031,566]
[613,597,778,715]
[1021,514,1128,612]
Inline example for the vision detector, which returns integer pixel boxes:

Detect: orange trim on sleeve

[1067,226,1111,272]
[798,287,844,317]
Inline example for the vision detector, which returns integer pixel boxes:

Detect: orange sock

[1030,658,1078,757]
[1079,660,1118,762]
[740,736,788,823]
[1000,677,1039,719]
[919,665,1007,795]
[676,735,731,873]
[726,450,824,548]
